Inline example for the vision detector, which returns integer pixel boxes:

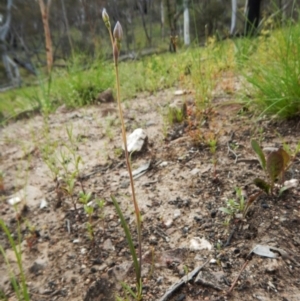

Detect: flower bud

[113,21,123,41]
[102,9,109,23]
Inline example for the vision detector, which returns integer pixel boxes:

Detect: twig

[227,141,240,163]
[224,226,236,247]
[65,219,71,234]
[158,259,210,301]
[155,227,169,242]
[227,260,249,295]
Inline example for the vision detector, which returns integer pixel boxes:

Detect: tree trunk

[161,0,165,40]
[0,0,21,86]
[230,0,237,36]
[183,0,190,45]
[138,0,151,46]
[60,0,73,56]
[245,0,261,36]
[38,0,53,74]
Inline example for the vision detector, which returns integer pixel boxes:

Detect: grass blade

[0,219,30,301]
[111,196,140,285]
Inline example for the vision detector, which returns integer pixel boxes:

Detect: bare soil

[1,85,300,301]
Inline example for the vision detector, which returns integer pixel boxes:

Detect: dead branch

[37,0,53,74]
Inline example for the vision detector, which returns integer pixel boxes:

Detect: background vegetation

[1,0,300,120]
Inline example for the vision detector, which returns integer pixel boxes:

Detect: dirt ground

[1,82,300,301]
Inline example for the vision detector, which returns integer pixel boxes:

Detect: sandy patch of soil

[1,87,300,301]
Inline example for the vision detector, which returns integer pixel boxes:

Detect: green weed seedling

[167,102,186,124]
[207,136,218,179]
[219,187,246,222]
[0,220,30,301]
[79,191,95,243]
[251,139,293,195]
[103,9,142,300]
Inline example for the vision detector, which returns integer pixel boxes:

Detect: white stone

[174,209,181,219]
[123,128,147,153]
[81,248,87,254]
[189,237,212,251]
[164,218,173,228]
[40,198,48,209]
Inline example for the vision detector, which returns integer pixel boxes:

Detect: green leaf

[219,207,232,215]
[111,195,140,284]
[251,140,266,170]
[279,186,289,196]
[266,150,284,183]
[0,220,30,301]
[253,178,271,194]
[120,282,138,299]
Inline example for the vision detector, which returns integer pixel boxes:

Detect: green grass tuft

[244,22,300,119]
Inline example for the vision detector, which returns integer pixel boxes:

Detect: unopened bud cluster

[102,9,110,28]
[102,9,123,62]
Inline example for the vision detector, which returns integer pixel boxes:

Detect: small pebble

[210,210,217,218]
[159,161,168,167]
[81,248,87,255]
[164,218,173,228]
[174,209,181,219]
[182,226,189,234]
[149,235,158,245]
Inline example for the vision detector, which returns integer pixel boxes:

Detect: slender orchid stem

[103,9,142,295]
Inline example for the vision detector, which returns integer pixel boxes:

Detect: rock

[29,262,45,275]
[176,264,186,276]
[174,209,181,219]
[149,235,158,245]
[108,261,132,282]
[7,195,22,206]
[265,259,280,273]
[123,128,148,153]
[182,226,189,234]
[164,218,173,228]
[7,186,43,208]
[105,258,115,268]
[103,238,115,251]
[81,248,87,255]
[210,210,217,218]
[190,168,201,175]
[189,237,212,251]
[40,198,48,209]
[195,269,227,290]
[96,88,115,103]
[120,181,130,189]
